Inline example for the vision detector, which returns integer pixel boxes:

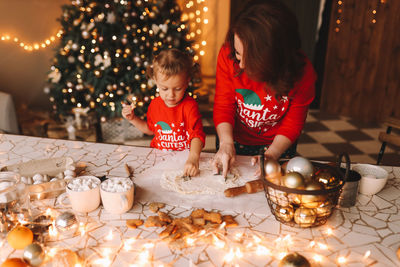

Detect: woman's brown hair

[226,0,305,95]
[147,48,194,80]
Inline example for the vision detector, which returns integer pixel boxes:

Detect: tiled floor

[126,109,400,166]
[298,109,400,166]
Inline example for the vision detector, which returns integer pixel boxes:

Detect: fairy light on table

[1,200,381,266]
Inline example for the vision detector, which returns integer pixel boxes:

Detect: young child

[122,48,205,177]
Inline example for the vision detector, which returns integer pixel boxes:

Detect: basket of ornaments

[262,153,350,227]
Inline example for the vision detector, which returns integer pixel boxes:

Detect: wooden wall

[321,0,400,123]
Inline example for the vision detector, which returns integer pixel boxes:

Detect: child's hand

[183,157,200,177]
[121,102,135,120]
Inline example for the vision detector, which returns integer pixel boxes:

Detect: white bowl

[352,164,389,195]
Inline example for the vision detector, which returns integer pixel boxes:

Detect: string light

[371,0,387,24]
[7,202,378,267]
[334,0,343,33]
[0,30,63,51]
[337,256,347,264]
[335,0,387,32]
[180,0,208,61]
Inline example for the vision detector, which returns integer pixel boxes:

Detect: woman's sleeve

[213,45,237,128]
[186,101,206,147]
[276,59,317,142]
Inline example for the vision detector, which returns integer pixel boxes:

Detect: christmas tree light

[46,0,201,121]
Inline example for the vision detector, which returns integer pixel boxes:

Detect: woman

[212,0,316,177]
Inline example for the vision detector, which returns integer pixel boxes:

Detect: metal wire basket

[262,153,350,228]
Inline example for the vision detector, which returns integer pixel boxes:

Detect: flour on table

[160,164,241,195]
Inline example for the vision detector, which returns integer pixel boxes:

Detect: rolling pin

[224,179,264,197]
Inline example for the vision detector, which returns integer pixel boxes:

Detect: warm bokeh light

[0,30,62,51]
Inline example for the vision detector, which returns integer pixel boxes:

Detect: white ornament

[80,22,87,30]
[87,22,95,31]
[94,54,103,66]
[107,12,116,24]
[286,156,314,180]
[103,57,111,68]
[67,56,75,63]
[71,43,79,51]
[159,24,168,33]
[48,70,61,83]
[82,31,90,39]
[151,24,160,34]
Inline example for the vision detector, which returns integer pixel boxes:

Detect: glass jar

[0,172,30,233]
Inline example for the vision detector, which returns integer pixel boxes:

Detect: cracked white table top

[1,134,400,267]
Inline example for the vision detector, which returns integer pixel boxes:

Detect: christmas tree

[46,0,201,123]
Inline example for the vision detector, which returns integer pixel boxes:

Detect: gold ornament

[264,159,281,179]
[279,252,310,267]
[294,207,316,227]
[286,157,314,180]
[316,201,333,218]
[397,246,400,260]
[301,181,327,208]
[283,172,305,189]
[276,205,294,222]
[266,174,282,185]
[23,243,45,267]
[281,161,288,173]
[288,193,302,205]
[315,169,339,189]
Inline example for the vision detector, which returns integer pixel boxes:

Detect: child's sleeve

[146,101,155,133]
[185,101,206,148]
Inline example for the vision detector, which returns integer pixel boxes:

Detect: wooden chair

[377,117,400,165]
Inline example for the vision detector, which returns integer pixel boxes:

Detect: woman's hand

[121,102,135,121]
[212,142,236,177]
[251,155,263,177]
[184,157,200,177]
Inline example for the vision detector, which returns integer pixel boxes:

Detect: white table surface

[1,133,400,267]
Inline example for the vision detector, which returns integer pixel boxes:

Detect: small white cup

[60,176,101,213]
[100,177,134,214]
[352,164,389,195]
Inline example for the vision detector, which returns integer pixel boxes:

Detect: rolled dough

[160,165,241,195]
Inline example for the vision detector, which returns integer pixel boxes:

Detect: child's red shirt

[147,95,205,150]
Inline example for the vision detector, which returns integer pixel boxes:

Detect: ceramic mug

[100,177,134,214]
[60,176,101,213]
[352,164,389,195]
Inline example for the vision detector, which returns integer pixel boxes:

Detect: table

[1,133,400,267]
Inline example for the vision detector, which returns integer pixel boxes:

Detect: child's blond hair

[147,48,194,80]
